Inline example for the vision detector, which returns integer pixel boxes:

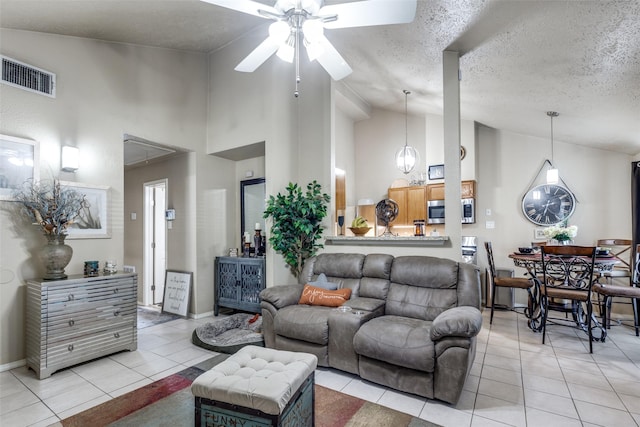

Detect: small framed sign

[428,164,445,180]
[162,270,192,317]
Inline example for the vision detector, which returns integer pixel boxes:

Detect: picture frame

[61,182,111,239]
[0,134,39,201]
[162,269,192,317]
[428,164,445,180]
[533,228,547,240]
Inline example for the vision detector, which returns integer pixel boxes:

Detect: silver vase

[39,234,73,280]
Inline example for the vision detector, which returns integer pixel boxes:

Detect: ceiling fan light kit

[202,0,417,96]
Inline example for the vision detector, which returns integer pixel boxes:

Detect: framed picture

[428,164,445,180]
[533,228,547,240]
[162,270,192,317]
[0,134,39,201]
[61,182,111,239]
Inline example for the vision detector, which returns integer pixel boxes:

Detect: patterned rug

[60,354,440,427]
[137,306,182,329]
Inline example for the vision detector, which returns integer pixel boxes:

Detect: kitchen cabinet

[26,273,138,379]
[388,186,426,226]
[214,257,265,315]
[427,180,476,201]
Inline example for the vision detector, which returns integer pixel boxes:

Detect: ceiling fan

[201,0,417,95]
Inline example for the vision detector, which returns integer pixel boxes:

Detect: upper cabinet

[426,180,476,201]
[388,186,426,225]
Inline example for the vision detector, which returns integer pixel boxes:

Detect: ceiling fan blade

[320,0,417,29]
[199,0,277,18]
[235,37,280,72]
[315,35,352,81]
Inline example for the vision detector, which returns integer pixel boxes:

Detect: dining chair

[485,242,534,325]
[596,239,632,283]
[540,245,597,353]
[593,244,640,336]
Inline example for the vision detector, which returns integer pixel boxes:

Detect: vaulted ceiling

[2,0,639,155]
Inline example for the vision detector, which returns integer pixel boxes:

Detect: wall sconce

[61,146,79,172]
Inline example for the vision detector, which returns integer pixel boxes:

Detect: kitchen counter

[325,235,449,246]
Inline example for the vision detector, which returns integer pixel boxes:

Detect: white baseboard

[190,311,214,319]
[0,359,26,372]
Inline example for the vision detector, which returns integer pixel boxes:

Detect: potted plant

[12,179,87,279]
[263,181,330,278]
[543,224,578,245]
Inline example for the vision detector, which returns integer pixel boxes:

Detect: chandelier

[395,90,420,174]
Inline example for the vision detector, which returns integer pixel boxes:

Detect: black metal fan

[376,198,398,236]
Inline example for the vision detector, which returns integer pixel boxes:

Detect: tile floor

[1,307,639,427]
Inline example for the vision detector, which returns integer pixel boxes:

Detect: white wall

[0,29,210,365]
[208,29,332,287]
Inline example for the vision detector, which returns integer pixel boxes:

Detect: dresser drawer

[46,281,136,314]
[47,325,136,367]
[46,312,136,344]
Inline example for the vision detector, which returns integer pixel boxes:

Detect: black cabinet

[214,257,265,315]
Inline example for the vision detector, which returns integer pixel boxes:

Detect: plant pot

[39,234,73,280]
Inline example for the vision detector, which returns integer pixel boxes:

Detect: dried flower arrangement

[12,179,87,235]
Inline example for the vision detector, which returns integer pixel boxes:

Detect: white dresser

[26,273,138,379]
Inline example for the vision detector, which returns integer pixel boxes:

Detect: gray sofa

[259,253,483,404]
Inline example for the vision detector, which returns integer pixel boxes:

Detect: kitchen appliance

[461,236,477,264]
[427,200,445,224]
[427,198,476,224]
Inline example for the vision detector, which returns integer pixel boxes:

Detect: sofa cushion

[387,256,459,321]
[298,285,352,307]
[308,273,338,290]
[353,315,435,372]
[274,305,333,345]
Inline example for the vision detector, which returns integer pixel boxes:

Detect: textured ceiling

[1,0,639,155]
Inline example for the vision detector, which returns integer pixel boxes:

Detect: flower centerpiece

[543,224,578,244]
[12,179,87,279]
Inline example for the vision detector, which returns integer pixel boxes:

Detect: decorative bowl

[349,226,371,236]
[518,247,534,254]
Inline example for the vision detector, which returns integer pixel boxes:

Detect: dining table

[508,251,618,338]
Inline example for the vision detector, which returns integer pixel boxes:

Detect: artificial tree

[263,181,330,278]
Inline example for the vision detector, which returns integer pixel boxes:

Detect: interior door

[144,179,167,306]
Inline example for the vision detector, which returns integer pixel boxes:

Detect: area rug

[137,306,182,329]
[60,354,440,427]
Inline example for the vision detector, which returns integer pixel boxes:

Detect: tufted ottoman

[191,345,317,427]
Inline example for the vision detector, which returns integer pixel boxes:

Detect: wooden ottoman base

[194,372,314,427]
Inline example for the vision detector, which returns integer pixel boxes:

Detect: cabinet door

[461,180,476,198]
[427,184,445,201]
[216,259,239,303]
[387,187,407,225]
[406,186,426,223]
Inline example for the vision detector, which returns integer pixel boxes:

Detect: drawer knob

[114,311,120,317]
[67,344,74,352]
[113,288,119,294]
[68,294,75,301]
[114,332,120,338]
[68,319,75,326]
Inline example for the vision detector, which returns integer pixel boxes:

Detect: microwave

[427,198,475,224]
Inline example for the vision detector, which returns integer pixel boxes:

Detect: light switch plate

[486,221,495,229]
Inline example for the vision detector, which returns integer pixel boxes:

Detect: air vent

[1,55,56,98]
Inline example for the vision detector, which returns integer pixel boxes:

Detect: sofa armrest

[259,285,304,309]
[430,306,482,341]
[343,297,385,313]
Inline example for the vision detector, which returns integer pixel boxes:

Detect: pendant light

[395,90,420,174]
[546,111,559,184]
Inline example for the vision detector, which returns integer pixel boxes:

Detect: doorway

[144,179,167,306]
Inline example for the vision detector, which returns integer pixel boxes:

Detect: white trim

[0,359,26,372]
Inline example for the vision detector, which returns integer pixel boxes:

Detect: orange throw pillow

[298,284,352,307]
